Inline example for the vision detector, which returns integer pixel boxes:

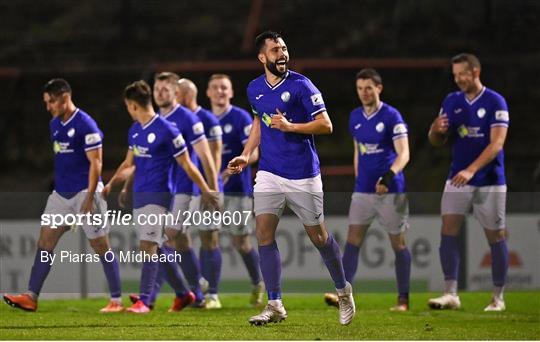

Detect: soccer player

[228,31,355,325]
[204,74,265,307]
[323,69,411,311]
[427,53,510,311]
[3,79,123,313]
[104,80,217,313]
[176,77,224,308]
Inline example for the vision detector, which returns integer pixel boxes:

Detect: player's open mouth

[276,60,287,66]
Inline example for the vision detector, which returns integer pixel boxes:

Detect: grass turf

[1,292,538,340]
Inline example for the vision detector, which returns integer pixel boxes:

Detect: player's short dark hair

[208,73,232,83]
[255,30,283,52]
[154,72,180,84]
[451,53,481,71]
[43,78,72,97]
[124,80,152,107]
[356,68,382,86]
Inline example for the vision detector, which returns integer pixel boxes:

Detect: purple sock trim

[200,248,222,294]
[258,241,282,300]
[99,253,122,298]
[342,242,360,283]
[317,235,346,289]
[395,248,411,299]
[139,260,159,307]
[439,234,459,281]
[490,239,508,287]
[28,248,53,296]
[240,248,262,285]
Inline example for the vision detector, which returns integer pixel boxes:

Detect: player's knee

[89,237,109,255]
[486,228,506,244]
[233,237,252,254]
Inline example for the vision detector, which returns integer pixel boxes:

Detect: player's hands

[431,114,449,134]
[221,169,231,185]
[201,191,220,211]
[451,168,475,187]
[270,108,293,132]
[118,188,129,208]
[228,155,249,174]
[101,183,112,200]
[80,194,95,214]
[375,179,389,194]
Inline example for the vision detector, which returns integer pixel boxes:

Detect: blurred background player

[324,69,411,311]
[175,77,225,308]
[428,53,510,311]
[104,80,217,313]
[228,31,355,325]
[3,79,123,313]
[205,74,265,307]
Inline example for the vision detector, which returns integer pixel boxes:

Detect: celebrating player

[228,31,355,325]
[104,80,217,313]
[428,53,510,311]
[3,79,123,313]
[204,74,265,307]
[324,69,412,311]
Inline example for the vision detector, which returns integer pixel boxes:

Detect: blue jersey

[247,71,325,180]
[161,105,206,194]
[219,105,254,195]
[50,108,103,198]
[349,102,408,193]
[128,114,187,209]
[193,106,224,193]
[440,87,509,186]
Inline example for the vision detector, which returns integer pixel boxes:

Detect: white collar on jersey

[465,86,486,105]
[60,108,80,126]
[217,105,233,120]
[264,71,290,90]
[141,114,159,130]
[193,106,202,115]
[161,104,180,119]
[362,102,383,120]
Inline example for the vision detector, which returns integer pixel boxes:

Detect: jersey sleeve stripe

[189,135,206,146]
[173,147,187,157]
[491,123,509,128]
[309,107,327,117]
[84,144,102,152]
[206,136,222,142]
[392,134,408,141]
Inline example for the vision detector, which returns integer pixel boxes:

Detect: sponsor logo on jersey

[310,93,324,106]
[132,145,151,158]
[193,122,204,135]
[262,113,272,127]
[457,125,484,138]
[495,110,509,122]
[393,123,407,135]
[85,133,101,145]
[172,134,185,149]
[255,94,264,100]
[358,142,383,155]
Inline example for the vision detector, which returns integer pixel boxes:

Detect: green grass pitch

[1,292,538,340]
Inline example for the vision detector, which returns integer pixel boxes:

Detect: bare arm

[270,110,333,135]
[451,126,508,187]
[80,148,102,213]
[428,114,449,147]
[375,136,410,194]
[353,140,358,178]
[192,138,218,190]
[208,139,223,176]
[228,116,261,174]
[176,150,219,209]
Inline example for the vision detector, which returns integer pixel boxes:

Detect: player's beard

[266,60,288,78]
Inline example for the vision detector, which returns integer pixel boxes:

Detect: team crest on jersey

[376,122,385,133]
[67,128,75,137]
[281,91,291,103]
[147,133,156,143]
[223,124,233,134]
[477,108,486,118]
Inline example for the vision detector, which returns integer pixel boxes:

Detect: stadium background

[0,0,539,297]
